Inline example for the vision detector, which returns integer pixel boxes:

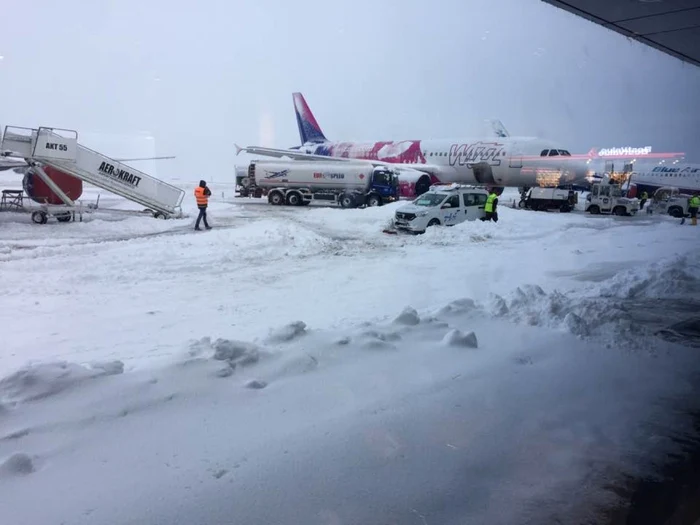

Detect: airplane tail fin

[293,92,328,145]
[486,119,509,138]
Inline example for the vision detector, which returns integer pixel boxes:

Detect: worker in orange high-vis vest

[194,179,212,230]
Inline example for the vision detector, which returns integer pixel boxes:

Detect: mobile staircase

[1,126,184,223]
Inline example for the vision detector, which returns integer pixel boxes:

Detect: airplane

[628,162,700,196]
[235,92,592,197]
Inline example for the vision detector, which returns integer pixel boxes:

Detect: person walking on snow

[194,179,212,231]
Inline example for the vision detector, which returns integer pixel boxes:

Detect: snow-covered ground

[1,181,700,524]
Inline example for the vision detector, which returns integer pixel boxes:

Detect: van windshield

[413,193,446,207]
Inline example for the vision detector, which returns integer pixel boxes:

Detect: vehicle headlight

[416,211,428,217]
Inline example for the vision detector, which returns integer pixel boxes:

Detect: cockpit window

[548,150,559,156]
[558,150,571,156]
[540,149,549,156]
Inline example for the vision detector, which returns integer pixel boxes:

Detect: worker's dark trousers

[195,206,210,229]
[639,199,647,210]
[481,211,498,223]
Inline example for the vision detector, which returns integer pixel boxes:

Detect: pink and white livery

[235,92,591,197]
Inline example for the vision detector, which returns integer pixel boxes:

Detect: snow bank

[0,360,124,406]
[1,289,700,524]
[434,254,700,349]
[601,254,700,300]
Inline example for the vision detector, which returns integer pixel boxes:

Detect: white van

[392,184,490,233]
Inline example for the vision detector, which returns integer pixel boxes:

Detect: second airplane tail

[293,92,328,145]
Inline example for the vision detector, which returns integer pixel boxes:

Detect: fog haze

[1,0,698,180]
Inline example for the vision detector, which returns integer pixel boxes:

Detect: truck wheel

[560,204,571,213]
[518,200,526,209]
[339,193,356,209]
[612,206,626,216]
[286,192,303,206]
[367,194,382,207]
[268,191,284,206]
[668,206,684,218]
[56,212,72,223]
[588,205,600,215]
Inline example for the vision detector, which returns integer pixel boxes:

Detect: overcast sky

[1,0,699,181]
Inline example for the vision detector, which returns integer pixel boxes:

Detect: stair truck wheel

[268,191,285,206]
[286,191,303,206]
[612,206,626,216]
[588,205,600,215]
[31,211,48,224]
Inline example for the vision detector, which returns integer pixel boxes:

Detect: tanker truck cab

[367,166,400,206]
[393,184,488,233]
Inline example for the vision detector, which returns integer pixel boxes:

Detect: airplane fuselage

[293,136,590,190]
[631,163,700,195]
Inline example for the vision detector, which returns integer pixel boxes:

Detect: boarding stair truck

[242,159,400,208]
[0,126,185,224]
[519,187,577,212]
[585,179,639,216]
[647,186,692,218]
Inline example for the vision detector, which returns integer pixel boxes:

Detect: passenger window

[463,193,476,206]
[475,194,487,206]
[446,195,460,208]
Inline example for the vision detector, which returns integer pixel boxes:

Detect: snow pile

[601,254,700,300]
[480,255,700,348]
[188,336,269,378]
[0,360,124,407]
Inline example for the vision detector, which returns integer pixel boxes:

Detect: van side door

[463,192,487,220]
[441,194,462,225]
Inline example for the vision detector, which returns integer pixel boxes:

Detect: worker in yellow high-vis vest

[689,194,699,226]
[480,190,499,222]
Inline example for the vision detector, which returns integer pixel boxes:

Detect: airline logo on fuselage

[449,142,505,168]
[651,166,700,174]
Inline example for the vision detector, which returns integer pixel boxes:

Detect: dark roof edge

[541,0,700,68]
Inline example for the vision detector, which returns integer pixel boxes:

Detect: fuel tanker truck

[237,160,400,208]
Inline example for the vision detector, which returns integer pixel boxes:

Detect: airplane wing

[235,144,355,163]
[0,158,27,172]
[234,144,442,178]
